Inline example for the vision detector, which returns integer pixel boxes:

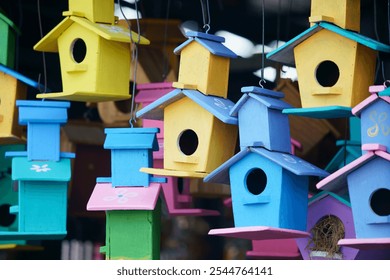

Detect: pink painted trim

[338,238,390,250]
[362,143,387,152]
[352,94,378,116]
[380,95,390,103]
[136,82,173,90]
[375,150,390,161]
[369,85,386,94]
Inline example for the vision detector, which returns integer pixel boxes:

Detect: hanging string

[162,0,171,81]
[119,0,141,127]
[259,0,266,88]
[199,0,211,33]
[37,0,47,94]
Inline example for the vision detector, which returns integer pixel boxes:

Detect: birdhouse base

[208,226,310,240]
[283,106,352,118]
[338,238,390,250]
[36,91,131,102]
[140,167,207,178]
[0,231,66,240]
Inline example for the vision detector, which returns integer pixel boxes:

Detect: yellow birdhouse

[267,0,390,118]
[33,0,149,102]
[136,88,238,178]
[172,32,237,98]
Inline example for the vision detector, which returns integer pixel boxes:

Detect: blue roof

[136,88,238,125]
[0,64,48,92]
[104,127,159,150]
[174,31,237,58]
[230,86,292,117]
[204,147,329,185]
[267,22,390,66]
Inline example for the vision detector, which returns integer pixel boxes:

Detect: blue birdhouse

[352,88,390,154]
[230,86,292,153]
[205,147,328,237]
[96,127,160,188]
[318,144,390,243]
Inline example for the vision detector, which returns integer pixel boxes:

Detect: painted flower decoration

[103,188,138,204]
[30,164,51,172]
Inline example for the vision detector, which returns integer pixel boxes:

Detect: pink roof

[317,150,390,192]
[369,85,386,94]
[338,238,390,250]
[87,182,161,211]
[352,94,390,116]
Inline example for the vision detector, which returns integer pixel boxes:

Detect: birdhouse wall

[177,43,230,98]
[68,0,115,24]
[347,157,390,238]
[0,73,26,144]
[229,153,283,228]
[27,123,60,161]
[310,0,360,32]
[57,24,131,98]
[294,29,375,108]
[18,181,67,233]
[104,202,161,260]
[163,97,236,174]
[111,149,153,187]
[237,98,291,153]
[359,100,390,153]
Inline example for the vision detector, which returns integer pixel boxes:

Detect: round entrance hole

[315,60,340,87]
[370,188,390,216]
[245,168,267,195]
[71,38,87,63]
[178,129,199,156]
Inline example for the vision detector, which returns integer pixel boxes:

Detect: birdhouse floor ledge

[338,238,390,250]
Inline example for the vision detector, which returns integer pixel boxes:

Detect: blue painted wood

[325,143,362,173]
[347,157,390,238]
[358,99,390,154]
[0,144,24,173]
[0,64,48,91]
[136,89,238,125]
[241,86,285,99]
[174,32,237,58]
[283,106,353,119]
[349,116,361,142]
[104,128,159,150]
[230,87,292,152]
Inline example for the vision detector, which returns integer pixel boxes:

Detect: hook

[203,24,210,34]
[383,80,390,88]
[259,79,266,88]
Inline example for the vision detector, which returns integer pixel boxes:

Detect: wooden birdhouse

[352,85,390,154]
[136,88,238,178]
[317,144,390,248]
[230,86,292,152]
[172,32,237,98]
[33,0,150,102]
[204,147,328,240]
[0,65,45,145]
[267,4,390,118]
[87,128,164,259]
[0,101,74,240]
[0,11,20,68]
[296,191,390,260]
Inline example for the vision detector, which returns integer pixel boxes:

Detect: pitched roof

[87,182,161,211]
[317,145,390,193]
[308,191,351,207]
[230,86,292,117]
[352,93,390,117]
[267,22,390,66]
[136,88,238,125]
[103,128,159,150]
[174,31,237,58]
[34,16,150,52]
[204,147,329,185]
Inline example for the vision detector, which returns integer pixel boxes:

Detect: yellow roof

[34,16,150,52]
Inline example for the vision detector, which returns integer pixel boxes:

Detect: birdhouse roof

[136,88,238,125]
[308,191,351,207]
[34,16,150,52]
[10,157,72,182]
[0,64,46,91]
[174,31,238,58]
[230,86,292,117]
[0,12,21,35]
[352,93,390,117]
[317,144,390,193]
[103,128,159,151]
[267,22,390,66]
[87,182,161,211]
[204,147,329,185]
[16,100,70,124]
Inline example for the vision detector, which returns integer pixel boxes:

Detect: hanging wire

[199,0,211,33]
[162,0,171,81]
[119,0,141,127]
[37,0,47,94]
[259,0,266,88]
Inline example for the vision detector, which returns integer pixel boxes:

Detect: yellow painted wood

[172,82,197,90]
[310,0,360,32]
[0,244,44,251]
[177,42,230,98]
[309,15,334,24]
[140,167,207,178]
[0,72,26,144]
[294,29,374,108]
[68,0,115,24]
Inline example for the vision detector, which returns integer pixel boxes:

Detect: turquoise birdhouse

[0,101,74,240]
[230,86,292,153]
